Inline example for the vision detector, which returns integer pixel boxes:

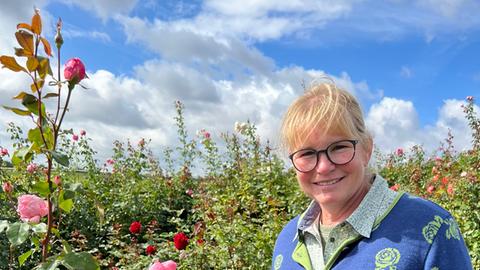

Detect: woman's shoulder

[396,192,452,218]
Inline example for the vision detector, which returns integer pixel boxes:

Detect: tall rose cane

[0,10,98,269]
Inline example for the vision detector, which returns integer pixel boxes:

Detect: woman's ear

[362,137,374,167]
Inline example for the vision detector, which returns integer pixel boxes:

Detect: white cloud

[62,0,139,20]
[366,97,475,155]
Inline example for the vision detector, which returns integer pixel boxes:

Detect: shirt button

[329,237,335,243]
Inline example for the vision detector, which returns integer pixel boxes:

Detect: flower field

[0,10,479,270]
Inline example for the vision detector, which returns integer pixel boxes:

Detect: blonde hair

[281,82,371,152]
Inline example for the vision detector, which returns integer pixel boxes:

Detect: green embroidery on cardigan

[374,248,401,270]
[274,254,283,270]
[422,215,461,244]
[444,218,461,240]
[422,215,444,244]
[431,267,439,270]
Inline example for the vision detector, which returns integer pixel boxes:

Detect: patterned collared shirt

[297,175,397,269]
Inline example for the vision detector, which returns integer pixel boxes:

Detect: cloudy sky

[1,0,479,168]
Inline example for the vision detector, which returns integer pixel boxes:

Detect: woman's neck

[320,177,371,226]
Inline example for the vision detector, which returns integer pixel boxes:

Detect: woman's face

[293,130,372,207]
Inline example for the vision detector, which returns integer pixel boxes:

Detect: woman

[271,82,472,270]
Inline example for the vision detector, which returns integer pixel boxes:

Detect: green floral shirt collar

[297,174,397,238]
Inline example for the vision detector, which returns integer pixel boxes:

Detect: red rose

[129,221,141,234]
[173,232,189,250]
[146,245,157,255]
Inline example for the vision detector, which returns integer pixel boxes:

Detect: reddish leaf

[40,37,52,57]
[17,23,32,31]
[31,12,42,35]
[15,30,34,54]
[0,56,26,72]
[14,48,31,57]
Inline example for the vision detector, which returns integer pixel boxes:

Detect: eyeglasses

[289,140,358,173]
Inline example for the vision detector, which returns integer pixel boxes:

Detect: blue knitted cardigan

[271,193,473,270]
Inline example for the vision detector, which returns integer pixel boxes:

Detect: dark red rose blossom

[145,245,157,255]
[129,221,141,234]
[173,232,189,250]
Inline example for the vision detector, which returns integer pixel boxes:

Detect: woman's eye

[299,150,316,158]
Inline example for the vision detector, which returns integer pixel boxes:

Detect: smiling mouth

[313,177,344,186]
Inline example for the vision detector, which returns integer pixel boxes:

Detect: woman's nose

[315,152,335,173]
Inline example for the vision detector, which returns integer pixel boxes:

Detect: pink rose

[0,148,8,156]
[426,185,435,194]
[27,163,38,174]
[80,130,86,136]
[53,175,62,186]
[106,159,115,165]
[72,134,79,141]
[389,184,400,191]
[149,260,177,270]
[185,189,193,197]
[447,184,454,195]
[2,182,13,193]
[17,194,49,223]
[395,148,404,156]
[64,58,86,83]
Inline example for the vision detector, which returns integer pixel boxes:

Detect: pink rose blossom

[64,58,86,83]
[53,176,61,185]
[27,163,38,174]
[80,130,86,136]
[72,134,79,141]
[0,148,8,156]
[447,184,454,195]
[2,182,13,193]
[389,184,400,191]
[149,260,177,270]
[17,194,49,223]
[186,189,193,197]
[106,159,115,165]
[138,138,145,147]
[395,148,404,156]
[427,185,435,194]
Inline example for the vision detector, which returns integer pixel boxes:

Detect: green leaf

[32,181,51,197]
[59,190,74,213]
[32,223,47,234]
[0,220,9,232]
[34,256,60,270]
[2,106,31,116]
[12,146,33,166]
[62,240,72,253]
[18,249,33,266]
[61,252,99,270]
[6,222,30,246]
[43,92,59,99]
[37,57,52,79]
[51,150,69,167]
[27,57,39,72]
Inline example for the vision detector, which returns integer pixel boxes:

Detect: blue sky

[1,0,479,164]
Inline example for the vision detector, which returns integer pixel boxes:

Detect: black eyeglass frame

[288,139,359,173]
